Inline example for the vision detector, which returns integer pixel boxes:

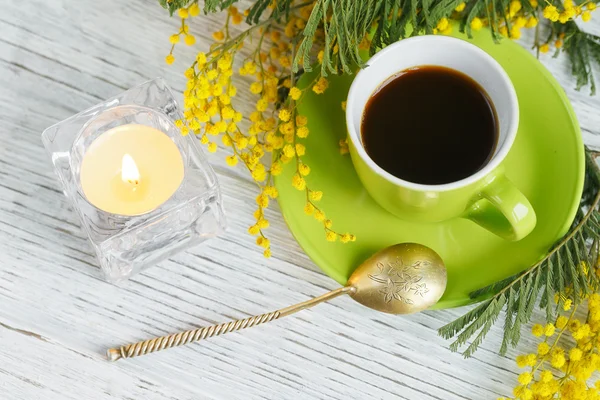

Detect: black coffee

[361,66,498,185]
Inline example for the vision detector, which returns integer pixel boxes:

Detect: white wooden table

[1,1,599,399]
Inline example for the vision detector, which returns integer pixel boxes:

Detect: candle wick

[121,154,141,187]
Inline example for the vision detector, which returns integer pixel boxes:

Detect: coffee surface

[361,66,498,185]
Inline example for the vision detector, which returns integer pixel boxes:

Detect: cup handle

[464,174,536,241]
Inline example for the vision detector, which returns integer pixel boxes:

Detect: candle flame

[121,154,140,186]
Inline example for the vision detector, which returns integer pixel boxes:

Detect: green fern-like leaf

[523,269,542,324]
[469,272,522,299]
[438,299,491,339]
[500,287,516,355]
[543,250,555,322]
[462,0,486,37]
[510,275,532,346]
[461,295,507,358]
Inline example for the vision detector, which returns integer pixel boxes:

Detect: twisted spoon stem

[107,286,355,361]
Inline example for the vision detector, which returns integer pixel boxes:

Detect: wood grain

[0,1,598,398]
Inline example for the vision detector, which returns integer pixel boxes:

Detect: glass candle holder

[41,78,226,283]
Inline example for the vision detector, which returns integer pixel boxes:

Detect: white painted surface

[0,1,598,399]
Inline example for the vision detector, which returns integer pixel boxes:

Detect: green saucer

[274,29,585,309]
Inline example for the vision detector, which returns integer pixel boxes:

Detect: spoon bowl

[348,243,447,314]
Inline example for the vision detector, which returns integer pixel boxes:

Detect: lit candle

[80,124,184,216]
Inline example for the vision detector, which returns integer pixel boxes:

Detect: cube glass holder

[42,78,226,283]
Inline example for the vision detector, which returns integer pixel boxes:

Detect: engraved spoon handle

[107,286,355,361]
